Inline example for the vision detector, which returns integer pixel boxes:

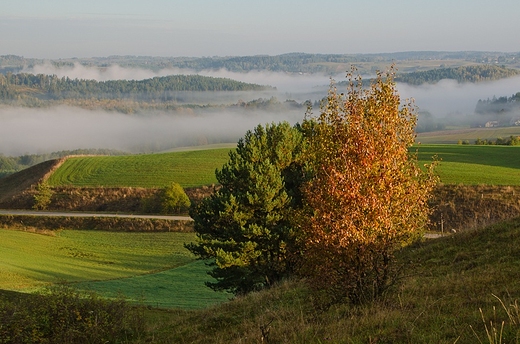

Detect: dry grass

[0,158,62,206]
[429,184,520,233]
[135,217,520,343]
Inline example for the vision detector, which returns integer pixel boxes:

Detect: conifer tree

[186,122,307,295]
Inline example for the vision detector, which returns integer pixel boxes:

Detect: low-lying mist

[398,75,520,119]
[0,106,306,156]
[6,63,520,156]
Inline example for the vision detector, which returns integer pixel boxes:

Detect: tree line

[4,52,520,76]
[476,92,520,114]
[473,136,520,145]
[392,65,519,85]
[0,73,273,102]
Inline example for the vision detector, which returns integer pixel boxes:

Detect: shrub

[32,182,53,210]
[161,182,191,214]
[0,286,144,343]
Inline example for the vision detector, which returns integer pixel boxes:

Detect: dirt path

[0,209,191,221]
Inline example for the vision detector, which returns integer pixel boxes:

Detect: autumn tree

[186,122,307,295]
[300,69,437,305]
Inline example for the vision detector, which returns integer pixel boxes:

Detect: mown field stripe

[47,148,232,188]
[47,144,520,187]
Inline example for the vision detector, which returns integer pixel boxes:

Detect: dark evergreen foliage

[186,122,308,295]
[0,73,273,102]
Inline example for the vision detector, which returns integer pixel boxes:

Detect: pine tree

[186,122,307,295]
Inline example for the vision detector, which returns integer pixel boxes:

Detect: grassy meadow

[44,144,520,188]
[46,148,232,188]
[136,218,520,343]
[3,214,520,342]
[0,229,229,309]
[416,126,520,144]
[3,139,520,342]
[417,144,520,185]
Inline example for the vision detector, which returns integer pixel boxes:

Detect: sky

[1,0,520,59]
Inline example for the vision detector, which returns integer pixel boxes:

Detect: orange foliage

[300,68,438,304]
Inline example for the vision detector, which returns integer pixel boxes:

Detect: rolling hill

[0,158,65,207]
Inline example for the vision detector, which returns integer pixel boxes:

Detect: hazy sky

[2,0,519,58]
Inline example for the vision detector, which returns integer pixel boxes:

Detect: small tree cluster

[188,69,437,304]
[475,136,520,145]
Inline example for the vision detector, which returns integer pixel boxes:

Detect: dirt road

[0,210,191,221]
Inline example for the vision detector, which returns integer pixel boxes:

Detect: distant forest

[0,73,272,102]
[475,92,520,125]
[393,65,520,85]
[1,51,519,75]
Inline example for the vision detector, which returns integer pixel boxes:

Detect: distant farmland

[416,127,520,144]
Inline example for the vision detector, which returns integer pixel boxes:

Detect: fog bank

[8,63,520,156]
[397,75,520,118]
[24,62,340,94]
[0,106,305,156]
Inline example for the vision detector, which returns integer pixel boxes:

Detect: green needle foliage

[186,122,307,295]
[187,69,437,305]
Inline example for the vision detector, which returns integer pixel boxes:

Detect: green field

[416,144,520,185]
[0,229,229,309]
[46,144,520,188]
[47,148,232,188]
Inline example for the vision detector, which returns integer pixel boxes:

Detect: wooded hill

[393,65,520,84]
[2,51,520,75]
[336,65,520,86]
[0,73,273,102]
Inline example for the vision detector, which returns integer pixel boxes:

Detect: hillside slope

[137,217,520,343]
[0,158,65,208]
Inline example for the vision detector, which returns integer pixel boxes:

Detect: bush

[161,182,191,214]
[32,182,53,210]
[0,286,144,344]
